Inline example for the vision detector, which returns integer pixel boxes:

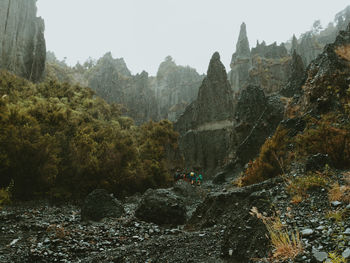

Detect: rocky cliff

[175,52,235,174]
[228,23,251,95]
[154,56,204,121]
[249,42,292,94]
[88,53,159,124]
[0,0,46,82]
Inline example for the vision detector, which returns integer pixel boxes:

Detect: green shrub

[0,71,180,200]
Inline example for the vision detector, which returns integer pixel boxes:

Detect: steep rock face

[296,23,350,115]
[88,53,159,124]
[249,42,292,94]
[228,23,251,94]
[234,85,285,165]
[154,56,204,121]
[280,50,306,97]
[0,0,46,82]
[175,52,234,175]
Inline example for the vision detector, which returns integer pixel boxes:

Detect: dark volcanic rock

[175,52,234,175]
[212,172,227,185]
[81,189,124,221]
[0,0,46,82]
[297,23,350,115]
[234,85,285,165]
[187,179,280,262]
[135,188,186,226]
[280,50,306,97]
[280,117,306,137]
[305,153,331,172]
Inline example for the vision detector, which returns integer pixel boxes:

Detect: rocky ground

[0,172,349,263]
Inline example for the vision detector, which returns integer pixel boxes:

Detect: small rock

[343,248,350,259]
[313,250,328,262]
[331,201,342,207]
[301,229,314,236]
[343,228,350,235]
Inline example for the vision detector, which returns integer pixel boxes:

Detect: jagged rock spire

[235,22,251,59]
[291,34,298,54]
[195,52,234,125]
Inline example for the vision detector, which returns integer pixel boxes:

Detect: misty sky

[37,0,350,76]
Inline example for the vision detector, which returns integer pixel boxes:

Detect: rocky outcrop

[0,0,46,82]
[135,188,186,226]
[187,178,281,262]
[175,52,234,175]
[280,50,306,97]
[296,23,350,115]
[234,85,285,165]
[249,42,292,94]
[154,56,204,121]
[228,23,251,94]
[81,189,124,221]
[88,53,159,124]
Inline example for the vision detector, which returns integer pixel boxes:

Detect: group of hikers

[173,169,203,186]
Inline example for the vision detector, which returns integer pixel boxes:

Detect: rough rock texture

[154,56,204,121]
[81,189,124,221]
[297,23,350,115]
[88,53,159,124]
[0,0,46,82]
[249,42,292,94]
[234,85,285,165]
[187,179,281,262]
[228,23,252,94]
[280,50,306,97]
[175,52,234,176]
[135,188,186,226]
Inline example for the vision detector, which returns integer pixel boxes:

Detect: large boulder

[135,188,186,226]
[0,0,46,82]
[187,178,281,262]
[81,189,124,221]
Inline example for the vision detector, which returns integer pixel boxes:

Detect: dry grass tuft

[250,207,303,261]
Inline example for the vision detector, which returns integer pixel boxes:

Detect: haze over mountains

[1,1,350,262]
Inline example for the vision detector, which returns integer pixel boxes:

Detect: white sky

[37,0,350,76]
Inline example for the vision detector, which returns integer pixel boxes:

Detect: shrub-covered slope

[0,70,180,200]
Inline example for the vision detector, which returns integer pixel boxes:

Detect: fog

[37,0,350,75]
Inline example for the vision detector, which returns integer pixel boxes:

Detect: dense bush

[241,127,290,186]
[0,71,179,200]
[295,114,350,169]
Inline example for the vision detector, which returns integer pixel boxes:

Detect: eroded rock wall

[0,0,46,82]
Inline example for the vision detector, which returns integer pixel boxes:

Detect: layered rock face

[154,56,204,121]
[228,23,251,94]
[0,0,46,82]
[175,52,235,175]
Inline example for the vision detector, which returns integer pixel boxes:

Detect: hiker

[190,171,196,185]
[196,173,203,186]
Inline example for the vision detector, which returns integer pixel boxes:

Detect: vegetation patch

[241,127,291,186]
[250,207,303,261]
[0,71,180,200]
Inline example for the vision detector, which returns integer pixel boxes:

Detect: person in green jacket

[196,173,203,186]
